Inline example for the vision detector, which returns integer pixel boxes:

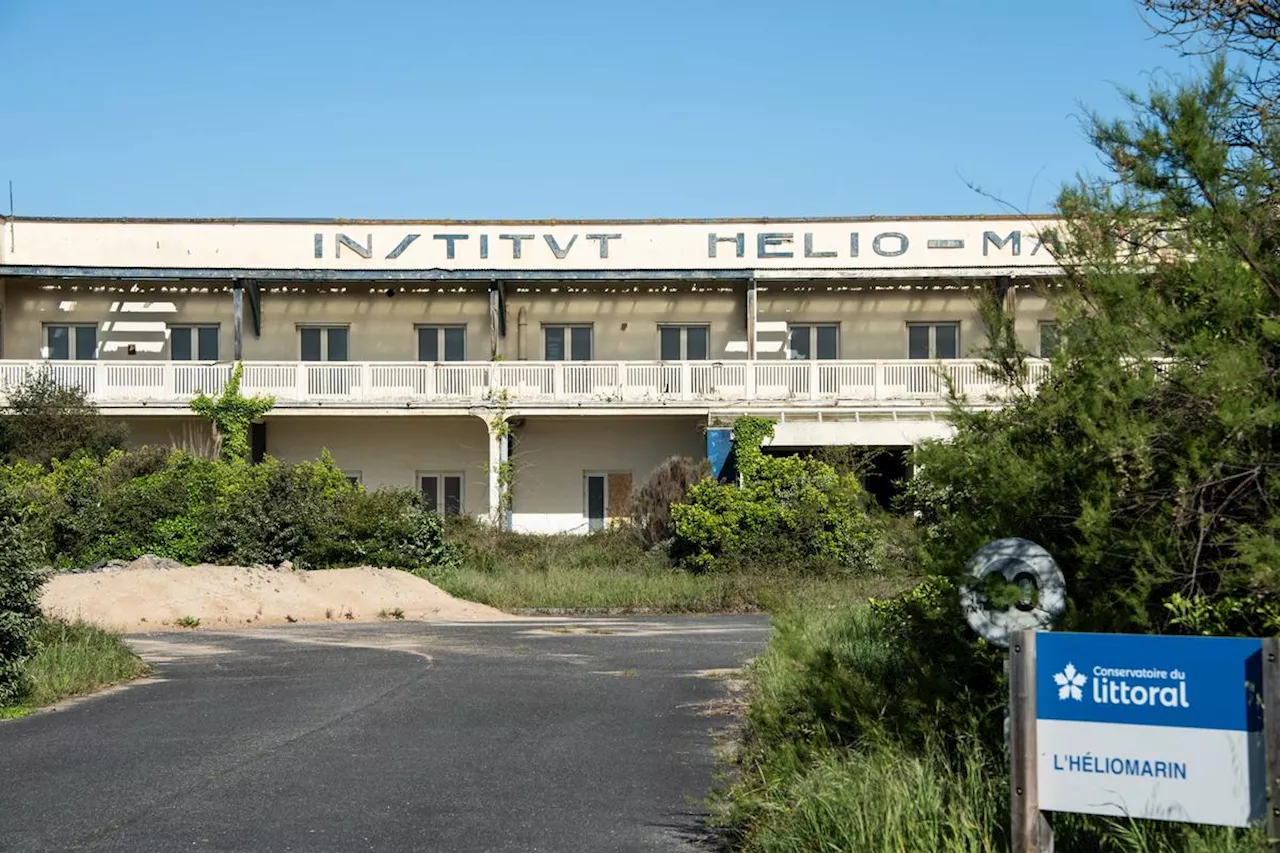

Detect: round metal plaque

[959,537,1066,648]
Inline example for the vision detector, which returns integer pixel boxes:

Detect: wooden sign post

[1009,631,1053,852]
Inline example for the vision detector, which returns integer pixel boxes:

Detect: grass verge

[431,521,912,613]
[2,619,150,718]
[716,603,1273,853]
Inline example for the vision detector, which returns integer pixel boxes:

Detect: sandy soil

[41,560,516,631]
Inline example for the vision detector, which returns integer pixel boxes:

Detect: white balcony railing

[0,359,1054,408]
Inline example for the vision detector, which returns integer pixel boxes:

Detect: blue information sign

[1034,632,1266,827]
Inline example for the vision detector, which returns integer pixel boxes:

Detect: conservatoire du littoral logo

[1053,663,1088,701]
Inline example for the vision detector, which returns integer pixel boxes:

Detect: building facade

[0,215,1061,533]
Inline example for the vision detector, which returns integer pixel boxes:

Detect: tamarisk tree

[908,57,1280,635]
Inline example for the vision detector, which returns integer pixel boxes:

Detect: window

[545,325,592,361]
[170,325,220,361]
[907,323,959,359]
[420,473,464,516]
[1039,322,1060,358]
[417,325,467,362]
[584,472,633,533]
[787,324,839,360]
[300,326,349,362]
[343,472,362,486]
[45,325,97,360]
[659,325,709,360]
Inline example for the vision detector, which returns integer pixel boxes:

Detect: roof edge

[0,213,1059,226]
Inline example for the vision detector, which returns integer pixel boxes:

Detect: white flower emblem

[1053,663,1087,701]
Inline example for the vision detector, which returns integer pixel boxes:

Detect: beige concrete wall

[501,284,745,361]
[2,280,489,362]
[1012,287,1061,356]
[3,277,1060,364]
[266,416,490,513]
[756,285,1057,359]
[118,416,213,450]
[510,415,705,534]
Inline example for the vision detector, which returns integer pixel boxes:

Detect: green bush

[3,448,459,573]
[0,368,127,467]
[670,418,881,574]
[0,492,47,706]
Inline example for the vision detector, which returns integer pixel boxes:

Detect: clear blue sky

[2,0,1193,219]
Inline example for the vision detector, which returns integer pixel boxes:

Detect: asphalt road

[0,616,770,853]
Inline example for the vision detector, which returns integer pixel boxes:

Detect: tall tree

[908,58,1280,635]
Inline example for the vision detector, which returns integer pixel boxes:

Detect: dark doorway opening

[761,445,912,511]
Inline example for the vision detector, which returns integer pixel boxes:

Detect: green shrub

[317,488,460,571]
[670,418,881,574]
[0,368,127,467]
[0,492,46,706]
[206,454,350,567]
[2,448,459,573]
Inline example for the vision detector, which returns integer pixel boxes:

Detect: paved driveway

[0,616,769,853]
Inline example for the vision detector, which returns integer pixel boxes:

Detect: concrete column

[1000,275,1017,314]
[746,277,758,360]
[485,414,509,528]
[232,280,244,362]
[488,282,500,359]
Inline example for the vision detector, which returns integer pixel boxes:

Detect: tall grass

[725,737,1008,853]
[432,519,909,613]
[17,619,150,707]
[718,603,1274,853]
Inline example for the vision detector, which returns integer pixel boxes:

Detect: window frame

[298,325,350,362]
[1038,321,1060,358]
[169,324,221,362]
[416,324,468,363]
[44,323,98,361]
[657,324,711,361]
[906,322,961,360]
[342,471,362,487]
[583,470,631,533]
[418,471,466,517]
[544,324,594,361]
[786,323,840,360]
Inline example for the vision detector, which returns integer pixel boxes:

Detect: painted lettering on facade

[314,228,1048,263]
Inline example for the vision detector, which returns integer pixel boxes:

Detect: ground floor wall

[119,416,212,452]
[266,416,491,516]
[508,416,705,534]
[113,411,942,534]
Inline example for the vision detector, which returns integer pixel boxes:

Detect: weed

[175,615,200,629]
[715,603,1273,853]
[8,620,150,710]
[435,519,908,614]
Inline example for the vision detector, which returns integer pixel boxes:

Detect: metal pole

[1263,637,1280,849]
[232,281,243,362]
[1010,630,1052,852]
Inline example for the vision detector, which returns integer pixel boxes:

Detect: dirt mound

[41,564,516,632]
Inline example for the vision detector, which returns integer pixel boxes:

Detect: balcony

[0,359,1052,410]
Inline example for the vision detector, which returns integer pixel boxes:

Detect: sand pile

[42,558,515,631]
